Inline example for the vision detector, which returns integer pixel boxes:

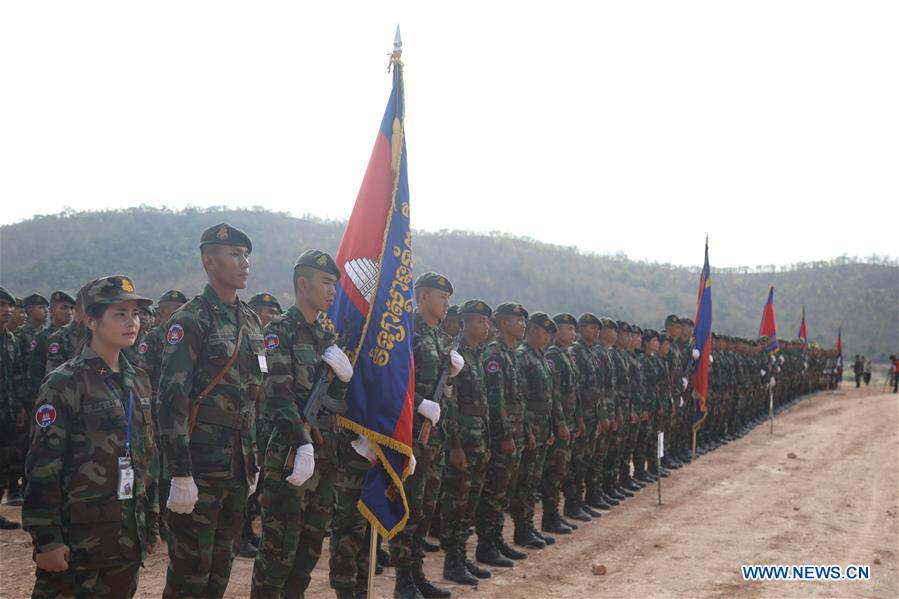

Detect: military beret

[616,320,631,333]
[199,223,253,253]
[50,290,76,305]
[459,299,492,317]
[641,328,659,343]
[413,272,453,295]
[528,312,557,333]
[23,294,49,308]
[553,313,577,327]
[664,314,681,326]
[446,305,460,318]
[711,332,720,340]
[661,333,673,343]
[599,317,618,330]
[294,249,341,279]
[79,275,152,312]
[631,324,643,336]
[15,297,24,308]
[493,302,528,320]
[0,287,14,304]
[578,313,601,327]
[158,290,188,305]
[249,292,283,310]
[681,318,694,326]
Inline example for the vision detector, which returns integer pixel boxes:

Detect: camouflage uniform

[566,335,600,509]
[251,305,347,598]
[159,283,265,598]
[44,320,87,376]
[1,313,28,507]
[588,342,616,501]
[26,323,60,395]
[606,342,632,491]
[542,337,579,524]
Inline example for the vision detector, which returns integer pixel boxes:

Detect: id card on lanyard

[117,389,134,500]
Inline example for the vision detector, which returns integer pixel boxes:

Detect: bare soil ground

[2,385,896,598]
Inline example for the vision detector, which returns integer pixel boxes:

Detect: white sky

[1,1,896,267]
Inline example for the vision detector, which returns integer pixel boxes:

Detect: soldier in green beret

[24,276,160,598]
[26,292,75,389]
[158,224,266,599]
[0,286,28,529]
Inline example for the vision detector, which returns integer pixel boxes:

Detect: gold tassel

[391,116,403,172]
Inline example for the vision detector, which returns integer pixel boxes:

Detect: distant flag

[797,305,807,342]
[688,237,712,431]
[835,327,843,369]
[759,286,779,353]
[327,27,415,539]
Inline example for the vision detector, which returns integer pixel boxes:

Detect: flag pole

[768,386,774,435]
[367,525,378,597]
[691,430,697,461]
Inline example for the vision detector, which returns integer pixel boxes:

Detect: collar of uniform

[285,304,315,329]
[79,344,136,387]
[414,311,437,333]
[203,284,241,317]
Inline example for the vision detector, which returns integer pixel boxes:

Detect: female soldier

[23,275,161,598]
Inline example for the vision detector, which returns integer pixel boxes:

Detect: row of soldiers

[0,223,841,599]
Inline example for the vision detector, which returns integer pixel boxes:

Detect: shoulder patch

[137,341,149,354]
[486,360,500,374]
[166,324,185,345]
[29,339,38,352]
[546,357,555,371]
[35,404,57,428]
[265,333,280,351]
[48,342,61,355]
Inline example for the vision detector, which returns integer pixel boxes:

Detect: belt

[459,403,487,417]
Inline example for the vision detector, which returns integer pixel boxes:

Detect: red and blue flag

[689,237,712,431]
[759,286,779,353]
[797,305,807,342]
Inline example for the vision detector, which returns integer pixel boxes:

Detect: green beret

[23,294,49,308]
[712,332,719,340]
[158,290,188,305]
[529,312,557,333]
[79,275,152,312]
[552,313,577,327]
[578,313,601,327]
[599,317,618,330]
[616,320,630,332]
[249,292,282,310]
[200,223,253,253]
[665,314,681,326]
[493,302,528,319]
[446,305,460,318]
[294,250,341,279]
[50,290,76,305]
[459,299,492,317]
[413,272,453,295]
[0,287,15,304]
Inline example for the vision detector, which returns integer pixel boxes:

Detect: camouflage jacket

[624,348,644,414]
[45,320,86,375]
[1,328,27,424]
[15,320,45,406]
[545,343,580,431]
[412,312,453,445]
[444,338,488,450]
[609,345,631,417]
[157,284,264,487]
[260,305,347,463]
[570,340,601,424]
[482,337,527,443]
[593,344,617,422]
[25,323,60,395]
[23,346,158,568]
[516,342,554,441]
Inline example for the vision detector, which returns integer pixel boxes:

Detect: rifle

[303,323,352,444]
[418,330,463,444]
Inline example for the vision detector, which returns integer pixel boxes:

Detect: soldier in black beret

[413,272,453,295]
[441,304,462,338]
[7,297,26,332]
[199,223,253,253]
[248,293,283,328]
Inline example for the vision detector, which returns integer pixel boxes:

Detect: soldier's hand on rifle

[501,436,516,454]
[167,476,199,514]
[449,446,467,471]
[557,423,570,442]
[417,399,441,426]
[287,444,315,486]
[448,349,464,377]
[323,346,353,382]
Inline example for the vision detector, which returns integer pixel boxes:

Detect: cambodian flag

[759,286,779,353]
[797,305,807,342]
[689,238,712,431]
[327,32,415,539]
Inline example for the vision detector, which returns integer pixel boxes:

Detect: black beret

[413,272,453,295]
[0,287,14,304]
[712,332,719,340]
[616,320,631,333]
[528,312,557,333]
[642,328,659,343]
[294,250,341,279]
[578,313,601,327]
[631,324,643,336]
[446,305,460,318]
[599,317,618,330]
[23,294,49,308]
[158,290,189,304]
[665,314,681,326]
[661,333,673,343]
[552,313,577,327]
[681,318,694,326]
[493,302,528,319]
[249,292,282,310]
[459,299,492,317]
[199,223,253,253]
[15,297,24,308]
[50,291,76,304]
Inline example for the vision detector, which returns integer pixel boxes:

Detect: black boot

[475,539,515,567]
[6,479,23,506]
[604,485,624,502]
[418,537,440,553]
[564,499,592,522]
[394,565,425,598]
[542,511,573,534]
[580,499,603,518]
[463,548,491,579]
[238,538,258,558]
[411,561,451,598]
[378,548,391,567]
[531,523,555,545]
[513,520,545,549]
[0,514,21,530]
[495,531,527,560]
[619,478,640,493]
[335,589,356,599]
[443,549,479,586]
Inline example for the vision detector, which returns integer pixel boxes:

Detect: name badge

[258,354,269,373]
[117,456,134,500]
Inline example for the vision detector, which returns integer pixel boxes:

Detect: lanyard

[124,389,133,457]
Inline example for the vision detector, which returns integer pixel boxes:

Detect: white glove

[768,377,777,389]
[448,350,464,377]
[351,435,377,463]
[778,355,785,364]
[167,476,199,514]
[709,354,714,364]
[323,346,354,383]
[247,472,258,497]
[417,398,441,426]
[286,444,315,487]
[408,453,417,476]
[692,349,700,360]
[678,396,685,408]
[681,377,688,390]
[760,369,766,377]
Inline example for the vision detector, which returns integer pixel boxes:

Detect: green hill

[1,207,896,360]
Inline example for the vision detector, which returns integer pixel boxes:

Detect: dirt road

[2,385,896,598]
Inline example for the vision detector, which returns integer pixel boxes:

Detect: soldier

[23,276,161,598]
[441,300,500,587]
[158,224,266,599]
[249,292,283,328]
[542,313,584,534]
[390,272,462,599]
[440,304,461,338]
[27,291,76,387]
[8,297,27,332]
[44,293,86,376]
[474,303,530,562]
[1,286,28,528]
[511,313,558,547]
[251,250,353,598]
[600,319,629,503]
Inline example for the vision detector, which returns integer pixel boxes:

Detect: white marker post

[657,431,664,505]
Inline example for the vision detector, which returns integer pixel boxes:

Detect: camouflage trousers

[388,438,443,567]
[440,445,487,551]
[541,437,570,513]
[564,420,596,502]
[619,416,640,480]
[509,439,548,523]
[633,416,652,475]
[252,439,338,598]
[329,431,372,593]
[602,421,624,487]
[163,483,247,599]
[586,425,609,495]
[475,440,523,540]
[32,562,140,599]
